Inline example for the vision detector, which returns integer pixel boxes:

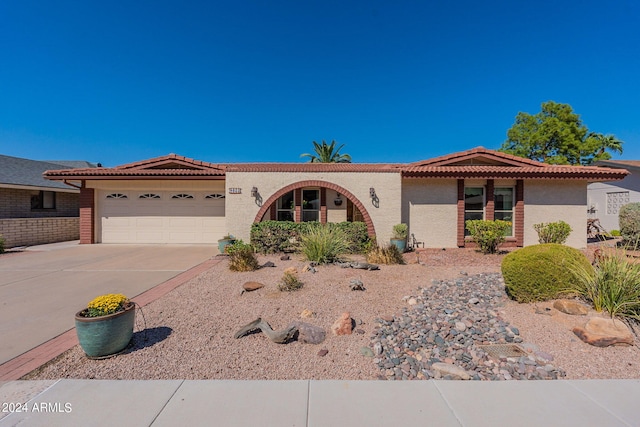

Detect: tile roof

[42,148,630,182]
[594,160,640,171]
[401,165,629,180]
[0,154,94,190]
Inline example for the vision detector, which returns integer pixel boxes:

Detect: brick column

[457,179,465,247]
[269,204,276,220]
[79,185,94,244]
[294,188,302,222]
[320,188,327,223]
[485,179,495,220]
[515,180,524,246]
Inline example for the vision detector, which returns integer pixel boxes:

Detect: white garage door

[99,191,226,244]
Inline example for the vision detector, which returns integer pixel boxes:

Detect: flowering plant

[84,293,130,317]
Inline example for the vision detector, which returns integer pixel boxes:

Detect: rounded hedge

[501,243,592,303]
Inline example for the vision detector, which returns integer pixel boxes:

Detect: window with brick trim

[464,187,484,235]
[465,186,514,237]
[31,191,56,210]
[494,187,514,236]
[276,191,294,221]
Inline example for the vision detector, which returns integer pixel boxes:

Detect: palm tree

[592,133,624,157]
[300,140,352,163]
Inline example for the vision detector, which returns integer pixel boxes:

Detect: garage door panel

[99,190,225,243]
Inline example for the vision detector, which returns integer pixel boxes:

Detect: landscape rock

[331,312,354,335]
[288,321,326,344]
[553,300,588,316]
[572,317,635,347]
[261,261,276,268]
[242,281,264,292]
[317,349,328,357]
[360,347,375,357]
[280,255,290,261]
[431,362,471,380]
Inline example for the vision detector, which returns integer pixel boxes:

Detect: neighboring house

[587,160,640,232]
[43,147,628,249]
[0,154,95,248]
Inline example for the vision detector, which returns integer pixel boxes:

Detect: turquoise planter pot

[218,238,236,253]
[75,303,135,358]
[390,238,407,253]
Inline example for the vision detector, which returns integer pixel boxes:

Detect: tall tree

[499,101,623,165]
[300,140,352,163]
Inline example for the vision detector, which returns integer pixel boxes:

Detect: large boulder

[572,317,635,347]
[288,321,326,344]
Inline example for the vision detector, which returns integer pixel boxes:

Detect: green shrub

[0,234,4,254]
[366,245,405,265]
[227,240,259,272]
[250,221,305,254]
[301,223,348,264]
[571,250,640,320]
[619,203,640,249]
[610,229,621,237]
[278,268,303,292]
[533,221,572,244]
[335,221,371,253]
[501,244,592,302]
[251,221,370,254]
[465,219,511,254]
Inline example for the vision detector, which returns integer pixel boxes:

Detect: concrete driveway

[0,243,216,365]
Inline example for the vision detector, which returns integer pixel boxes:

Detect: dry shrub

[366,245,405,265]
[278,269,303,292]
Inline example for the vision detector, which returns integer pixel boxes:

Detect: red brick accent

[457,180,465,247]
[254,180,376,237]
[294,188,302,223]
[79,185,94,244]
[320,187,327,223]
[485,179,495,220]
[515,180,524,246]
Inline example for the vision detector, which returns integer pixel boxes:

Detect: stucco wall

[225,171,402,242]
[402,178,458,248]
[587,173,640,232]
[524,180,587,248]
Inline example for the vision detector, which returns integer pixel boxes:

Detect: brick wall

[0,188,79,219]
[0,217,79,248]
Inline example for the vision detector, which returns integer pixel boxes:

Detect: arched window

[172,193,194,199]
[205,193,225,199]
[106,193,128,199]
[139,193,161,199]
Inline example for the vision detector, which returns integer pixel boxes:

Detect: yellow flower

[86,293,129,317]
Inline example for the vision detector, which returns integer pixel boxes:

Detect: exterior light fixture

[369,188,376,198]
[334,192,343,206]
[251,187,258,197]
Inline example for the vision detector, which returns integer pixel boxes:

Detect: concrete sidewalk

[0,379,638,426]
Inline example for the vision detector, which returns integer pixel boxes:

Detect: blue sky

[1,0,639,167]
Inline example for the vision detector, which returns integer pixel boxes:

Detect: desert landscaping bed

[25,248,640,381]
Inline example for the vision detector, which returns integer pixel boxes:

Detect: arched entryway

[253,180,376,237]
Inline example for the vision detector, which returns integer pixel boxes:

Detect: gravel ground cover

[25,248,640,381]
